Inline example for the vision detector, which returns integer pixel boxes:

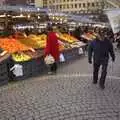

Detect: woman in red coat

[45,26,60,74]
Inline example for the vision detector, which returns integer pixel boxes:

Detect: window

[87,3,90,7]
[56,5,58,9]
[75,4,77,8]
[60,5,62,9]
[67,4,69,9]
[96,2,99,6]
[83,3,85,8]
[71,4,73,8]
[79,3,81,8]
[92,3,95,7]
[63,5,65,9]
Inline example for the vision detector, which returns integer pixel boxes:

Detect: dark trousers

[93,60,108,85]
[50,62,57,72]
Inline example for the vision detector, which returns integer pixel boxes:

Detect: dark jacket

[88,39,115,63]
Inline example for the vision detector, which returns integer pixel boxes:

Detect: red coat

[45,32,60,61]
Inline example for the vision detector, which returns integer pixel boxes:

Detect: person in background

[45,26,60,74]
[88,32,115,89]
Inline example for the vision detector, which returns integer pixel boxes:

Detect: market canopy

[67,14,94,23]
[0,5,48,12]
[105,9,120,33]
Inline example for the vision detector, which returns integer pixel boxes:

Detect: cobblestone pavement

[0,51,120,120]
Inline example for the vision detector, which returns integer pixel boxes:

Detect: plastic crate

[63,47,85,61]
[31,57,47,76]
[0,61,8,74]
[0,55,10,86]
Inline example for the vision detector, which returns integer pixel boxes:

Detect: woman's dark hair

[47,26,53,32]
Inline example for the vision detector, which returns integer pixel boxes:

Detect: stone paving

[0,51,120,120]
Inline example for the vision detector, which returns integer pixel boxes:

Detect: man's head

[95,33,102,41]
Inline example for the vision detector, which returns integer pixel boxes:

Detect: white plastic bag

[59,53,65,62]
[78,48,84,55]
[10,64,23,77]
[44,55,55,65]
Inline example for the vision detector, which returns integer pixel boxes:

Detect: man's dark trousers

[93,59,108,85]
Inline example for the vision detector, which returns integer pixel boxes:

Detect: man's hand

[112,58,115,62]
[89,60,92,64]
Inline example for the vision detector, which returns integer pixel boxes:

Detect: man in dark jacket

[88,33,115,89]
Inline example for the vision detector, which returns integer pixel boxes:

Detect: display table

[0,45,86,83]
[63,45,85,61]
[0,54,10,86]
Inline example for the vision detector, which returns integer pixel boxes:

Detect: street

[0,50,120,120]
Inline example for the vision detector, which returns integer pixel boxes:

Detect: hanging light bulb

[38,16,40,19]
[20,14,23,17]
[28,14,30,18]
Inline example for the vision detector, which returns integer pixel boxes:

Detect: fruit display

[25,49,44,59]
[81,32,97,41]
[18,34,47,49]
[0,38,30,53]
[57,33,79,43]
[12,53,31,62]
[70,41,86,48]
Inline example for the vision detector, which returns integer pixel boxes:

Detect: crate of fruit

[9,52,32,81]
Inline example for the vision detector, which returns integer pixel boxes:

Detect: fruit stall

[0,31,86,85]
[0,7,87,85]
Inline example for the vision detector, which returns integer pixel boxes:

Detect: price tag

[78,48,83,55]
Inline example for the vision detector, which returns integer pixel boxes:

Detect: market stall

[0,7,87,84]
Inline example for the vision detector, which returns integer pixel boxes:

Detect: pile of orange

[0,38,30,53]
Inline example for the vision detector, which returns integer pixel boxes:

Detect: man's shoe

[93,81,97,84]
[100,84,105,89]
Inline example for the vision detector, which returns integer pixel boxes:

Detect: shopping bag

[78,47,84,55]
[10,64,23,77]
[59,53,65,62]
[44,54,55,65]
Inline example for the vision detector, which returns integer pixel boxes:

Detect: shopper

[88,33,115,89]
[45,26,60,74]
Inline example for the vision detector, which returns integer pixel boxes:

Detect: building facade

[45,0,120,14]
[35,0,43,7]
[35,0,48,8]
[47,0,105,14]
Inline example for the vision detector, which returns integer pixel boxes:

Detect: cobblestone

[0,75,119,120]
[0,51,120,119]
